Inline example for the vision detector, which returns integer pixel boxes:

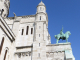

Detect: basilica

[0,0,75,60]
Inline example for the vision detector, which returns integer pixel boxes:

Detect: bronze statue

[54,27,71,44]
[60,27,64,35]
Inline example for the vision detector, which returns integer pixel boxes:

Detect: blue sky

[8,0,80,60]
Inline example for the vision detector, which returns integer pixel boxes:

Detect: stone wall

[0,28,15,60]
[46,43,75,60]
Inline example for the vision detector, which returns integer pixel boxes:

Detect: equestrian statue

[54,27,71,44]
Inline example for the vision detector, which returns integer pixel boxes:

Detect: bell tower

[32,1,48,60]
[0,0,10,18]
[36,1,46,14]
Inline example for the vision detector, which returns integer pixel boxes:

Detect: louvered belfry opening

[0,37,4,54]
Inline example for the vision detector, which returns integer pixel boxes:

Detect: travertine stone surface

[0,0,10,18]
[46,42,75,60]
[0,1,75,60]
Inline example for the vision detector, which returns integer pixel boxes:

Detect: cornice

[36,12,46,15]
[46,42,71,46]
[37,5,46,8]
[6,15,35,20]
[16,45,33,49]
[46,50,65,53]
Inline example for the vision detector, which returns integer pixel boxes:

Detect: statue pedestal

[46,42,75,60]
[56,42,71,45]
[56,42,75,60]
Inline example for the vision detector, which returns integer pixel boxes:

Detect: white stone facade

[0,1,75,60]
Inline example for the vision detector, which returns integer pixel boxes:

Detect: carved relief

[46,52,54,58]
[18,53,21,58]
[15,52,31,58]
[50,53,54,57]
[46,51,64,60]
[22,53,25,56]
[26,52,28,56]
[46,53,49,58]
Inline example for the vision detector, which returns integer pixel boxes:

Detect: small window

[38,53,40,57]
[21,29,24,35]
[39,34,40,37]
[40,16,41,20]
[31,28,33,34]
[39,26,41,29]
[43,8,44,10]
[39,43,40,47]
[26,26,29,35]
[40,7,41,10]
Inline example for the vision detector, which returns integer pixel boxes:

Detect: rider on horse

[54,26,71,44]
[60,27,64,35]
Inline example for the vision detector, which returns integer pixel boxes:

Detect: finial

[41,0,43,3]
[38,0,45,6]
[40,0,43,3]
[13,12,17,19]
[13,12,16,17]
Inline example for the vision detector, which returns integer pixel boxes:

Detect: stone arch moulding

[4,47,9,52]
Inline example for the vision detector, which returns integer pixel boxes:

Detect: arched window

[4,50,8,60]
[0,37,4,54]
[3,47,9,60]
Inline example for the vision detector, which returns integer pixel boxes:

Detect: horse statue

[54,27,71,44]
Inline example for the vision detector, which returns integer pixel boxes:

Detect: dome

[38,1,45,6]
